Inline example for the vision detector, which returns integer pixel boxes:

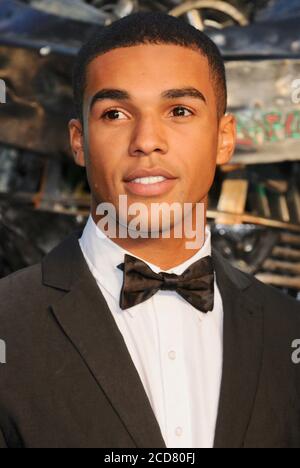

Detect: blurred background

[0,0,300,300]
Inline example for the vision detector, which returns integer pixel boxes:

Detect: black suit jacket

[0,230,299,448]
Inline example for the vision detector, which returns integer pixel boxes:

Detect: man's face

[69,44,236,231]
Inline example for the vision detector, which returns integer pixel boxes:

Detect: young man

[0,12,299,449]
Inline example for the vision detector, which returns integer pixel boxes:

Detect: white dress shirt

[79,215,223,448]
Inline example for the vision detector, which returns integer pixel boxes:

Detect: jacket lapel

[42,231,166,449]
[212,250,264,448]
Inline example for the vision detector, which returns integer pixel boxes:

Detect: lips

[123,168,177,183]
[124,168,177,197]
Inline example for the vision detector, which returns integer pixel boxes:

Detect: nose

[128,115,168,157]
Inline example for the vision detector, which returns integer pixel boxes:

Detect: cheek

[180,133,218,196]
[87,120,125,155]
[184,139,217,178]
[87,127,123,181]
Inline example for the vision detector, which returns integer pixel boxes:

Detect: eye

[101,109,128,120]
[100,106,194,120]
[171,106,193,118]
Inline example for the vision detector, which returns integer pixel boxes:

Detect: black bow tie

[117,254,215,313]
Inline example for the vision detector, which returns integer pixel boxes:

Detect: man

[0,12,299,449]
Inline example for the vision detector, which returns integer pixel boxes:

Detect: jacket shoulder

[214,249,300,319]
[243,268,300,325]
[0,262,64,325]
[0,263,42,300]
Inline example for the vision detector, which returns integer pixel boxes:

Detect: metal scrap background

[0,0,300,299]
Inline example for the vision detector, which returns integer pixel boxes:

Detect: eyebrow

[89,87,207,111]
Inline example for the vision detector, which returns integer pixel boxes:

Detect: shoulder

[214,249,300,321]
[251,275,300,331]
[250,274,300,326]
[0,263,42,311]
[0,262,65,331]
[0,262,41,292]
[242,264,300,319]
[0,230,85,341]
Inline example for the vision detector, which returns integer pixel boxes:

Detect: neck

[91,198,208,270]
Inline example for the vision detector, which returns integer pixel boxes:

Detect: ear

[216,113,237,166]
[68,118,86,167]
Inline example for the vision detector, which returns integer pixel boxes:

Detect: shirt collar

[79,214,212,305]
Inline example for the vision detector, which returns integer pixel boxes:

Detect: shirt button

[168,350,176,360]
[175,427,183,437]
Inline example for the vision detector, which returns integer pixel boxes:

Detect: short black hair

[72,12,227,123]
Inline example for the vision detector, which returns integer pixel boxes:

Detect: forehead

[85,44,212,99]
